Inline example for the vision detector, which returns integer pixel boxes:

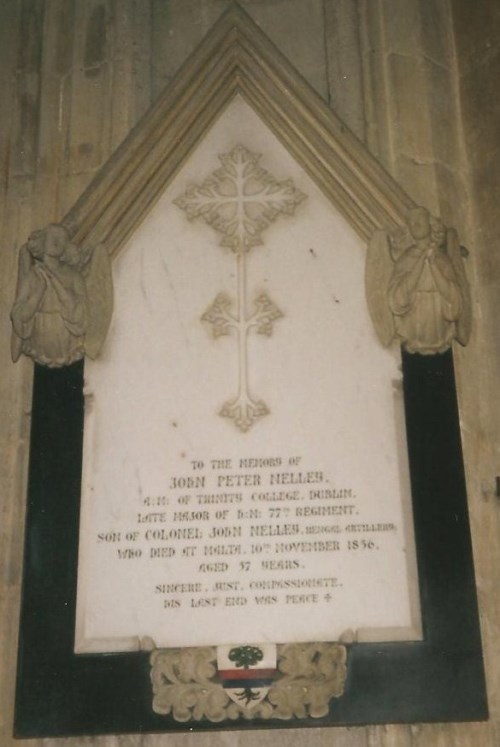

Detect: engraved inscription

[93,454,402,619]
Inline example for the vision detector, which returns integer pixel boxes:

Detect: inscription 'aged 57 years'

[77,449,411,651]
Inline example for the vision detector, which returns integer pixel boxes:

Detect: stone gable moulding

[62,4,414,257]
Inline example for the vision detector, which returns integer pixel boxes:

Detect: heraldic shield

[217,644,277,710]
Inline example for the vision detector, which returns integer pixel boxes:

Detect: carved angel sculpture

[11,223,113,367]
[366,206,471,355]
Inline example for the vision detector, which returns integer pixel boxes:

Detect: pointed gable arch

[62,3,414,260]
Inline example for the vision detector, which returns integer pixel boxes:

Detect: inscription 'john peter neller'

[169,471,325,490]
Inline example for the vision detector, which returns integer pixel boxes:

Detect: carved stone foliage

[10,224,113,368]
[149,642,347,722]
[365,207,472,355]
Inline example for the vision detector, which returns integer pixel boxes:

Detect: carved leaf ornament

[150,643,347,722]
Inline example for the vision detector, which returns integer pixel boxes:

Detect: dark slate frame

[14,349,488,737]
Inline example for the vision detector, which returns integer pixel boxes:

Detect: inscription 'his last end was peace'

[96,455,396,618]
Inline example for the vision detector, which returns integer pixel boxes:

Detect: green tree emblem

[229,645,264,668]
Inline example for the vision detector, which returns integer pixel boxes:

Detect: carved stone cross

[174,145,306,431]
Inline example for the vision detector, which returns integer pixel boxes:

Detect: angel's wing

[10,245,38,362]
[11,331,23,362]
[446,228,472,346]
[83,243,113,358]
[365,230,395,347]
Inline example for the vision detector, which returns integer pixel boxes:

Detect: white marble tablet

[75,96,421,653]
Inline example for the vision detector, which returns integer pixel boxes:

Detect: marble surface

[75,97,421,653]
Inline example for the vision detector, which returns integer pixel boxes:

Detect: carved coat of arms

[217,644,277,710]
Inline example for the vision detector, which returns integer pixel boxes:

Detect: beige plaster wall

[0,1,498,745]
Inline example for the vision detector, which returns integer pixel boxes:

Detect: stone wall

[0,1,498,745]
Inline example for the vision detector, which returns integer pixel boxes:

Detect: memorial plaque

[75,97,421,654]
[14,6,487,737]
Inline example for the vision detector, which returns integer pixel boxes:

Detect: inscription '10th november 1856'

[94,455,397,615]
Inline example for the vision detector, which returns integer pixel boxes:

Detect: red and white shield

[217,643,277,709]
